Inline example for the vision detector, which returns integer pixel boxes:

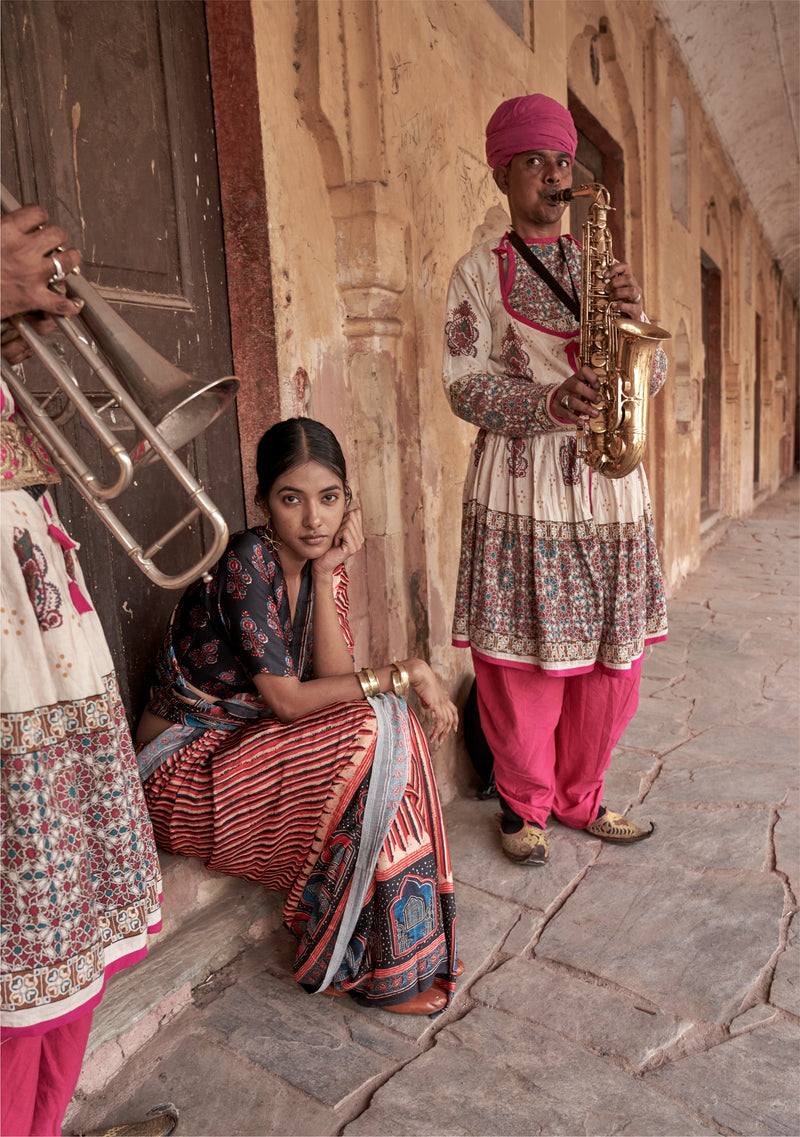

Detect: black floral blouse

[146,526,350,720]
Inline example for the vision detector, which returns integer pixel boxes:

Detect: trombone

[1,184,239,589]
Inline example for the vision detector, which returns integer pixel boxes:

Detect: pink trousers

[472,654,642,829]
[1,1012,92,1137]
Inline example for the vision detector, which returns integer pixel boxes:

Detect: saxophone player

[442,94,668,866]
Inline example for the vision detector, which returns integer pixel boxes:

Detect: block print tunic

[1,381,162,1035]
[443,233,668,674]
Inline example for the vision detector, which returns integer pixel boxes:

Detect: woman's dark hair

[256,418,349,501]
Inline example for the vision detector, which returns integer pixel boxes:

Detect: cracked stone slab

[617,698,692,753]
[208,960,415,1107]
[70,1018,340,1137]
[764,657,800,701]
[535,865,785,1022]
[673,658,771,713]
[256,926,447,1045]
[646,759,796,806]
[607,747,665,774]
[647,1017,800,1135]
[770,913,800,1017]
[472,956,688,1067]
[450,880,522,979]
[343,1006,716,1136]
[594,768,643,810]
[595,805,772,870]
[444,796,596,910]
[774,807,800,897]
[686,699,775,735]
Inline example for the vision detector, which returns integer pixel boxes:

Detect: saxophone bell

[570,182,670,479]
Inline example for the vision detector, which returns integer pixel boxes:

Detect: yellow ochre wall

[244,0,798,796]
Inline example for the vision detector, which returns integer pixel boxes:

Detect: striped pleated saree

[142,694,457,1007]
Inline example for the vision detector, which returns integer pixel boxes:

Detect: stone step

[77,853,284,1095]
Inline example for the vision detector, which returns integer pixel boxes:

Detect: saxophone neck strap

[507,230,581,321]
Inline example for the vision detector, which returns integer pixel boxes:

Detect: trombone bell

[1,182,239,589]
[65,269,238,467]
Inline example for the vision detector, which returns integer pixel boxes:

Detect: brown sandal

[434,957,465,990]
[383,985,448,1015]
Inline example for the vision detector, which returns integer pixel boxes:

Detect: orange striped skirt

[143,700,457,1006]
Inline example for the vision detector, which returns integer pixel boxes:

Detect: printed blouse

[146,526,351,721]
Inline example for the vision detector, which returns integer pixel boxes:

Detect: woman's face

[266,459,346,568]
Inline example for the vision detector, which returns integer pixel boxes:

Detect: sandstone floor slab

[647,1017,800,1135]
[471,955,688,1067]
[209,961,415,1106]
[595,804,772,870]
[646,759,796,806]
[616,699,691,754]
[535,865,785,1022]
[69,1016,339,1137]
[770,913,800,1017]
[774,806,800,895]
[343,1006,716,1136]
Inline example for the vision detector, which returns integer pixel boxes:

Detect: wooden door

[1,0,244,719]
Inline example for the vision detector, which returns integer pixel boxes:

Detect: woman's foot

[323,983,449,1014]
[434,957,465,990]
[383,985,448,1015]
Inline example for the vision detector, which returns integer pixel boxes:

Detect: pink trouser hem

[472,652,642,829]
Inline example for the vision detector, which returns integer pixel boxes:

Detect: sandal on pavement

[434,957,465,990]
[500,822,550,865]
[74,1103,179,1137]
[324,982,448,1014]
[383,985,448,1015]
[585,807,654,843]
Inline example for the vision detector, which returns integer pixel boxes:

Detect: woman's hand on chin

[312,507,364,579]
[405,659,459,746]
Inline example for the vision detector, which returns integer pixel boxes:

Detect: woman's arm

[311,509,363,678]
[254,657,457,744]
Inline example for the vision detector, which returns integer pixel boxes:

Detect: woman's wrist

[355,658,419,700]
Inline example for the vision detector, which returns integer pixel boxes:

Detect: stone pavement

[66,477,800,1137]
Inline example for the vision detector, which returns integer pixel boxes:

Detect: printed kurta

[443,232,668,674]
[1,382,162,1035]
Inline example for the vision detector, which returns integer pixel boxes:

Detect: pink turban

[485,94,577,169]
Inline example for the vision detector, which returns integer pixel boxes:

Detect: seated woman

[136,417,459,1015]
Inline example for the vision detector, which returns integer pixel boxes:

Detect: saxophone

[553,184,670,479]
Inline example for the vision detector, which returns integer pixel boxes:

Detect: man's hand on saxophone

[554,364,602,424]
[604,258,644,321]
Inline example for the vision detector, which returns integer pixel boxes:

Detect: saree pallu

[142,696,457,1007]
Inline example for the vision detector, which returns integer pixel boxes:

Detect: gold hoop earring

[263,515,282,553]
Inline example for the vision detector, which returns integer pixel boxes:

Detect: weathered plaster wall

[240,0,798,799]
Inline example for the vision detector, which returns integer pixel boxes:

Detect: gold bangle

[391,660,410,697]
[356,669,373,699]
[363,667,380,697]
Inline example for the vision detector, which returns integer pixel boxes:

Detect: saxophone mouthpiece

[550,189,574,204]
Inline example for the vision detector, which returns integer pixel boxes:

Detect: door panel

[1,0,244,718]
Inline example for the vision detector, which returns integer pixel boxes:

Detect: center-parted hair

[256,418,349,500]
